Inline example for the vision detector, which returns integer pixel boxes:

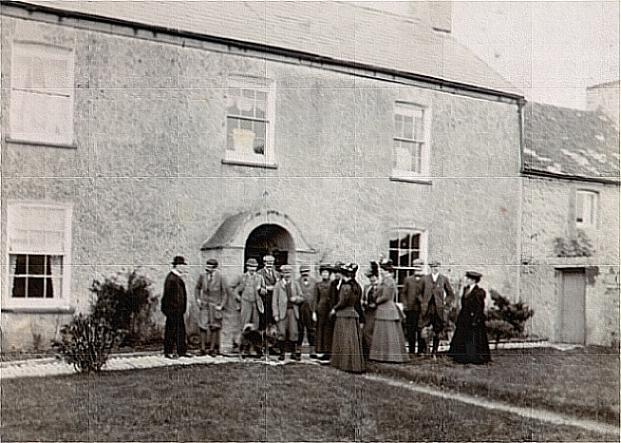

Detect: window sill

[221,158,278,169]
[1,306,75,314]
[390,176,432,185]
[5,137,77,150]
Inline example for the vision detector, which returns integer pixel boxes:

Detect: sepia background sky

[451,1,620,109]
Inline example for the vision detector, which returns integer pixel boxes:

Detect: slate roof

[523,102,620,182]
[14,0,521,97]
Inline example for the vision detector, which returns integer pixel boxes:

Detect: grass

[369,346,620,425]
[2,362,617,442]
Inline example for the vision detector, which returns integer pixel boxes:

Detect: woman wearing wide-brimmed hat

[313,263,335,361]
[369,259,409,363]
[330,263,365,373]
[361,262,380,359]
[448,271,491,364]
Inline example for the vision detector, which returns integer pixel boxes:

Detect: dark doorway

[244,224,294,271]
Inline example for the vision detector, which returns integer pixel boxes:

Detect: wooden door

[560,269,586,344]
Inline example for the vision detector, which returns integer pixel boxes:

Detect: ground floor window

[5,202,72,309]
[388,228,428,298]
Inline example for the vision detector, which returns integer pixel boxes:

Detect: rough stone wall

[521,175,620,345]
[1,16,521,350]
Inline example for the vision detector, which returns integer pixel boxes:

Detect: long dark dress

[331,281,365,373]
[448,285,491,364]
[314,280,335,354]
[361,283,378,359]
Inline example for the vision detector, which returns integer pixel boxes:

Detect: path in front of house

[2,340,616,437]
[0,339,579,380]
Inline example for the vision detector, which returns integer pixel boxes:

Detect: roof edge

[522,168,621,186]
[3,0,524,102]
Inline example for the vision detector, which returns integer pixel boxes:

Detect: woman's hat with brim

[319,263,333,273]
[172,256,187,266]
[379,258,394,272]
[246,258,259,268]
[333,261,346,273]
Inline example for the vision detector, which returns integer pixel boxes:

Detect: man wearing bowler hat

[161,256,193,359]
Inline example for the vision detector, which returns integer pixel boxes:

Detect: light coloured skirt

[369,318,409,363]
[331,309,365,373]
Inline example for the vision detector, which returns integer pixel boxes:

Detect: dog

[420,325,436,354]
[239,324,263,358]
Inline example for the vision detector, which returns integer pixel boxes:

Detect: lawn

[1,362,616,442]
[369,346,620,425]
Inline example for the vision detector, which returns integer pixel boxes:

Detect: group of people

[160,254,491,371]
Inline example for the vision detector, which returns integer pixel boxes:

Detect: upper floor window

[388,228,428,295]
[6,202,72,309]
[392,102,430,177]
[576,190,598,228]
[10,42,75,145]
[225,76,274,165]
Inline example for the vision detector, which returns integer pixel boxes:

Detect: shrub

[553,229,594,257]
[52,314,124,373]
[486,290,535,349]
[90,270,158,346]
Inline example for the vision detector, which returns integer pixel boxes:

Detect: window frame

[386,227,429,297]
[223,75,276,167]
[575,189,599,229]
[9,41,75,146]
[391,101,432,179]
[5,201,73,310]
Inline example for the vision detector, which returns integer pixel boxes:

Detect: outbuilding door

[560,269,586,344]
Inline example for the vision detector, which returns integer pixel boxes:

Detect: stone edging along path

[362,374,620,437]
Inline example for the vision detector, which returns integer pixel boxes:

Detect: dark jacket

[420,273,455,317]
[334,280,365,323]
[401,274,424,311]
[161,271,187,317]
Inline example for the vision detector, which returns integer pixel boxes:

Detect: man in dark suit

[161,256,193,359]
[400,259,425,355]
[419,260,455,357]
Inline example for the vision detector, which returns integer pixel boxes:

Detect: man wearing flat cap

[195,258,231,356]
[161,256,193,359]
[235,258,265,346]
[272,265,304,360]
[419,260,455,357]
[297,265,318,358]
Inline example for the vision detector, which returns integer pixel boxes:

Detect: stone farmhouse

[521,97,620,346]
[1,1,615,350]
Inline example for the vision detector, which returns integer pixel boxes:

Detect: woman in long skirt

[448,271,491,364]
[369,259,409,363]
[361,262,379,359]
[314,264,335,360]
[330,263,365,373]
